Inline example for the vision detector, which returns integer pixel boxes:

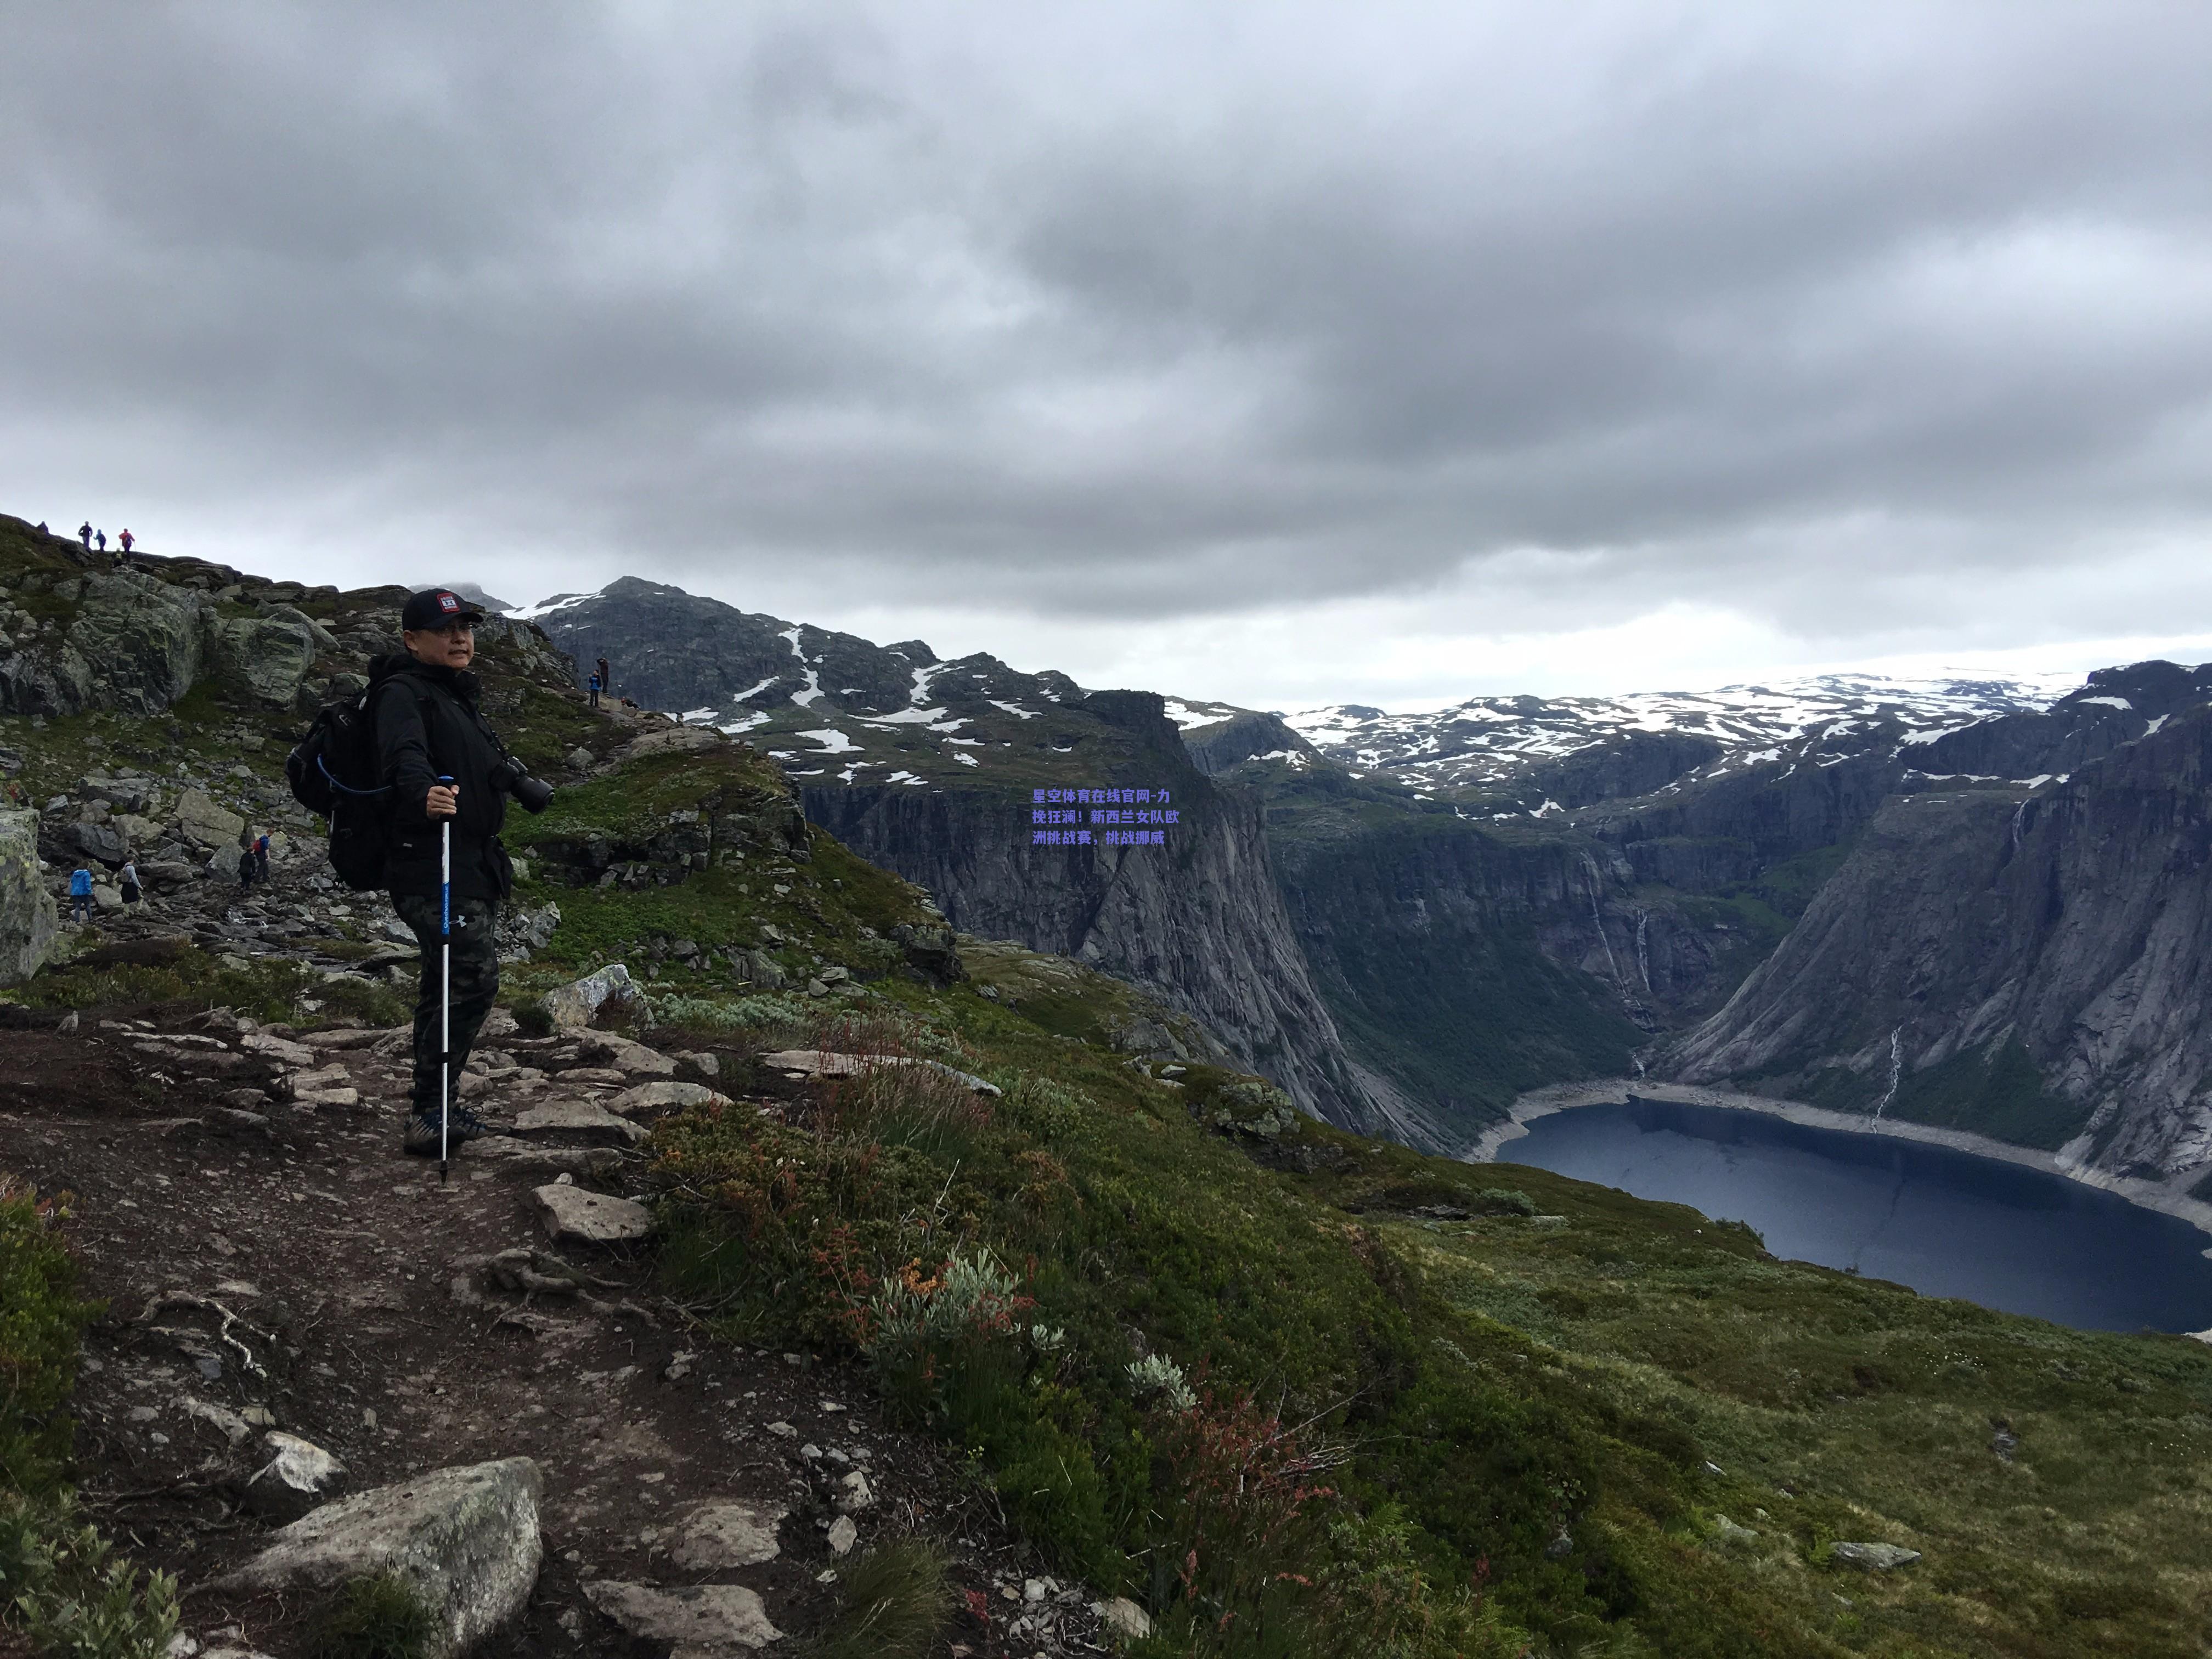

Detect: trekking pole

[438,775,455,1187]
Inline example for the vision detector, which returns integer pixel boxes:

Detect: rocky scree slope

[0,515,578,992]
[1668,698,2212,1190]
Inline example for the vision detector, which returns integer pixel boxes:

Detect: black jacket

[368,654,514,901]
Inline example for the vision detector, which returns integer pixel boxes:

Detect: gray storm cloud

[3,1,2211,689]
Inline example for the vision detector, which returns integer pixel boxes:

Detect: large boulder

[68,820,129,864]
[174,788,246,849]
[217,1457,543,1658]
[65,568,209,715]
[207,612,319,707]
[0,810,58,985]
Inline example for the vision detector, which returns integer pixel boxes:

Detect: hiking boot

[402,1105,493,1156]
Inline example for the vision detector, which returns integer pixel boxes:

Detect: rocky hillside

[493,572,2212,1170]
[8,512,2212,1657]
[514,575,1406,1137]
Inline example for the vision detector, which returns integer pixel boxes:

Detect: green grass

[810,1537,955,1659]
[306,1573,434,1659]
[650,910,2212,1657]
[13,938,409,1029]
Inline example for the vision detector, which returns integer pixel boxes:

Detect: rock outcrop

[0,808,58,984]
[803,693,1396,1135]
[1668,706,2212,1182]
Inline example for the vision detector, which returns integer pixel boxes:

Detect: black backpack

[286,689,393,891]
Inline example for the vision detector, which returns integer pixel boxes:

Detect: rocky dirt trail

[4,996,1118,1657]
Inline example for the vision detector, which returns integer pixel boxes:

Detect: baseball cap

[400,588,487,630]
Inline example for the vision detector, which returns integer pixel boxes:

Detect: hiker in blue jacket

[588,671,602,709]
[68,866,93,923]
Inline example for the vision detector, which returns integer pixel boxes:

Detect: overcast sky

[7,3,2212,709]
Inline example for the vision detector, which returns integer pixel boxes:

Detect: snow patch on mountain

[1284,672,2079,793]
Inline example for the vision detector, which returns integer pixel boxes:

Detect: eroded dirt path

[4,1007,1107,1657]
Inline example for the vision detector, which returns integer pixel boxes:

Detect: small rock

[533,1183,654,1245]
[606,1079,730,1117]
[826,1515,857,1556]
[1096,1596,1152,1640]
[1711,1515,1760,1546]
[243,1431,348,1523]
[1830,1541,1921,1572]
[1545,1529,1575,1559]
[1024,1578,1047,1602]
[512,1100,647,1144]
[667,1500,785,1571]
[584,1582,782,1654]
[765,1421,797,1439]
[834,1469,873,1513]
[175,1395,253,1446]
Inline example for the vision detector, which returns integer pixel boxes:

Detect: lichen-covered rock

[534,1183,655,1244]
[584,1582,781,1653]
[207,611,318,707]
[174,788,246,849]
[218,1457,543,1658]
[1829,1541,1922,1571]
[66,568,208,715]
[540,962,651,1030]
[0,810,58,984]
[667,1500,784,1571]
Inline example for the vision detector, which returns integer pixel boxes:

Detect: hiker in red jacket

[119,528,134,554]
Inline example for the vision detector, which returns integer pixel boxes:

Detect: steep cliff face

[1668,706,2212,1182]
[802,691,1412,1141]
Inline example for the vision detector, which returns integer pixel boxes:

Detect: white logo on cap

[439,593,459,611]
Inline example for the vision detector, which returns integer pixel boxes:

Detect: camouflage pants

[391,893,501,1117]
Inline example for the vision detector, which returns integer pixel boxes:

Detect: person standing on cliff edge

[595,655,611,699]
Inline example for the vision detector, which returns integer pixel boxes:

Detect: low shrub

[0,1491,179,1659]
[0,1176,97,1493]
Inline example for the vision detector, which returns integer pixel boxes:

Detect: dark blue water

[1495,1097,2212,1332]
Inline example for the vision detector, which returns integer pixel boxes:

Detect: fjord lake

[1496,1097,2212,1333]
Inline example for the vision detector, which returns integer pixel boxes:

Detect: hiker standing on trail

[120,859,143,910]
[595,656,610,698]
[587,670,601,709]
[119,528,134,554]
[253,831,270,883]
[94,529,105,552]
[68,866,93,924]
[236,843,256,890]
[77,522,92,549]
[371,588,522,1158]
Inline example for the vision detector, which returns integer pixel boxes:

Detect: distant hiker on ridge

[587,670,601,709]
[77,522,92,550]
[596,655,610,697]
[119,528,134,554]
[68,866,93,924]
[94,529,105,552]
